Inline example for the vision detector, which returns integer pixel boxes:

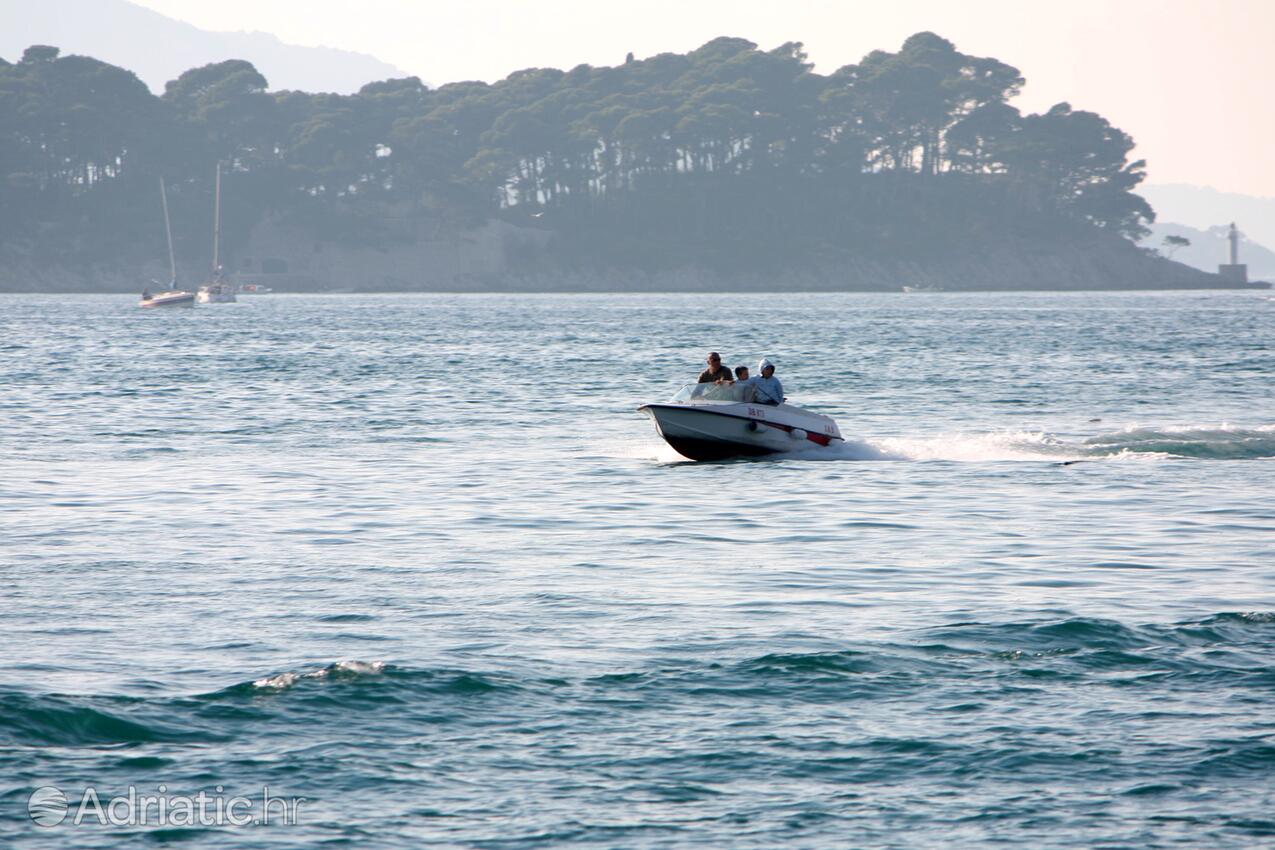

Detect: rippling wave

[6,613,1275,842]
[6,612,1273,748]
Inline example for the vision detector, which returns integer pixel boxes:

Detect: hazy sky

[132,0,1275,196]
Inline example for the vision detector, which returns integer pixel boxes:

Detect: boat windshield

[671,382,748,403]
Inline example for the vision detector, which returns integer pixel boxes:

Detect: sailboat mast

[212,162,222,274]
[159,177,177,285]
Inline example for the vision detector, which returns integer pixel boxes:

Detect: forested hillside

[0,33,1210,289]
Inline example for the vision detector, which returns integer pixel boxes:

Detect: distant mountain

[1142,222,1275,282]
[1140,184,1275,251]
[0,0,408,93]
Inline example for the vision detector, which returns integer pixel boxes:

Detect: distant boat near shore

[140,289,195,308]
[140,177,196,309]
[901,284,943,293]
[196,280,236,303]
[195,163,237,304]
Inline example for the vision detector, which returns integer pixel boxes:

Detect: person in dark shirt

[697,352,733,383]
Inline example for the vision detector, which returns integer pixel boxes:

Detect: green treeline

[0,34,1153,273]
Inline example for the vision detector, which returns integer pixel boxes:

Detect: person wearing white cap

[751,358,784,406]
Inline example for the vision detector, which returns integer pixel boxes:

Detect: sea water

[1,290,1273,848]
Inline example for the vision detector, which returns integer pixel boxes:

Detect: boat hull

[140,291,196,308]
[640,402,841,461]
[662,433,777,461]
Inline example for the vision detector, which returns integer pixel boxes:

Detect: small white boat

[640,383,844,461]
[140,289,195,308]
[901,284,942,293]
[196,281,236,303]
[140,178,196,309]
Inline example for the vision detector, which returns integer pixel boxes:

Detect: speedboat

[140,289,195,308]
[639,383,844,461]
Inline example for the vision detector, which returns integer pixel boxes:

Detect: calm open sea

[2,290,1274,848]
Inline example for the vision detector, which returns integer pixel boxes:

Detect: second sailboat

[196,163,237,304]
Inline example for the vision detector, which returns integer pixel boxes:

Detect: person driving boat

[698,352,733,384]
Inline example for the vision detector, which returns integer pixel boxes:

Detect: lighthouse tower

[1218,222,1248,284]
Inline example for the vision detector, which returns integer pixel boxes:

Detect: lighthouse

[1218,222,1248,284]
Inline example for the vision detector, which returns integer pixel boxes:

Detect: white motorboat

[140,178,197,309]
[140,289,195,308]
[639,383,844,461]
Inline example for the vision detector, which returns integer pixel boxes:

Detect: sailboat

[140,177,196,309]
[196,163,237,304]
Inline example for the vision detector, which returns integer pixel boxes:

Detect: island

[0,35,1266,292]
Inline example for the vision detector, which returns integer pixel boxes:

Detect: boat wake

[774,423,1275,463]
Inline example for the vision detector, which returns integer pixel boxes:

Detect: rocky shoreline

[1,226,1267,294]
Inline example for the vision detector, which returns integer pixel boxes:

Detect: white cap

[758,358,775,373]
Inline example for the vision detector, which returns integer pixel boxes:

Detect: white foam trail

[636,423,1275,464]
[798,423,1275,463]
[778,430,1084,463]
[865,430,1076,462]
[781,438,903,462]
